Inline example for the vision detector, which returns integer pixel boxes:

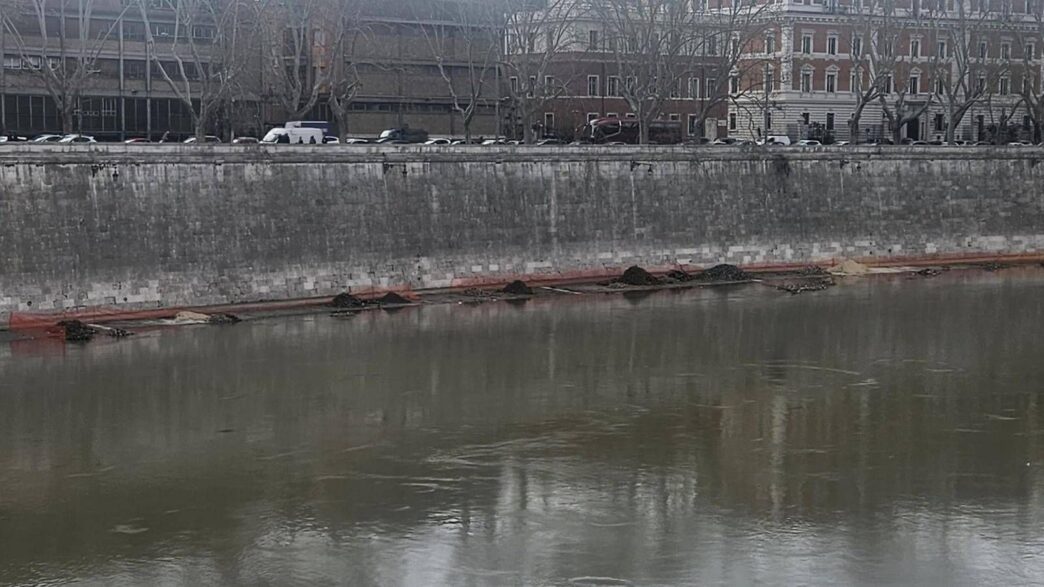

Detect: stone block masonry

[1,144,1043,323]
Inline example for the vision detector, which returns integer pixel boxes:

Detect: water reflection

[2,270,1044,585]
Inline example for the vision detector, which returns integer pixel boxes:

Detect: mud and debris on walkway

[5,259,1043,343]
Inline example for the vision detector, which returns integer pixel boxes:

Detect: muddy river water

[2,269,1043,586]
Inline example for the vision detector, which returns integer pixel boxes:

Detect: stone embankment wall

[1,144,1042,321]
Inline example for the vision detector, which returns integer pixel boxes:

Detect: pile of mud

[330,293,367,308]
[617,266,661,286]
[377,292,411,306]
[696,264,750,282]
[502,280,534,295]
[57,320,97,342]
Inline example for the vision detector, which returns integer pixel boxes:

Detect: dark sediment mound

[983,262,1009,272]
[462,287,496,299]
[105,326,134,337]
[330,292,367,308]
[617,265,661,286]
[665,269,695,282]
[775,277,834,294]
[799,265,828,276]
[377,292,411,306]
[697,264,750,282]
[502,280,534,295]
[915,267,943,277]
[58,320,97,342]
[207,313,241,325]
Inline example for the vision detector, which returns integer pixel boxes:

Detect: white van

[261,127,324,144]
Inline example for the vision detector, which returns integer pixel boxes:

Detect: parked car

[124,137,151,144]
[0,135,28,143]
[833,140,851,146]
[423,138,452,145]
[481,138,506,145]
[322,136,340,144]
[58,134,96,143]
[232,136,259,144]
[183,135,221,144]
[536,138,566,146]
[342,138,370,145]
[1007,141,1031,146]
[796,139,822,147]
[757,135,792,146]
[377,127,428,143]
[31,134,63,143]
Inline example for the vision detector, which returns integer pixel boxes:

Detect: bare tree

[1005,0,1044,142]
[501,0,582,143]
[326,0,366,140]
[928,0,1001,143]
[846,0,906,143]
[590,0,769,144]
[416,0,502,142]
[690,0,773,141]
[1,0,128,133]
[137,0,248,141]
[257,0,333,121]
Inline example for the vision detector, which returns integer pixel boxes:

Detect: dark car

[377,127,428,144]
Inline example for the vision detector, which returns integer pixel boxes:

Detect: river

[2,269,1043,586]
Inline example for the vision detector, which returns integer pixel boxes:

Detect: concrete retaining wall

[2,144,1043,321]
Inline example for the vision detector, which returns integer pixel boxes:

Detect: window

[544,76,554,90]
[689,77,700,99]
[588,30,600,51]
[608,76,620,96]
[1027,42,1036,60]
[911,39,921,58]
[979,41,988,58]
[1000,77,1010,94]
[3,55,20,69]
[587,75,600,97]
[705,77,715,98]
[765,112,772,130]
[977,76,986,92]
[801,70,812,92]
[826,72,837,92]
[935,77,945,95]
[192,26,214,40]
[828,36,837,55]
[881,74,893,93]
[607,112,619,119]
[802,34,813,54]
[707,35,718,56]
[801,112,810,125]
[544,112,555,130]
[625,112,636,119]
[729,112,737,130]
[934,113,945,132]
[1001,42,1011,59]
[909,75,919,94]
[587,112,600,122]
[730,75,739,94]
[765,35,775,54]
[669,113,681,121]
[852,36,862,57]
[826,112,835,130]
[937,40,947,58]
[850,69,861,93]
[765,70,774,91]
[688,114,700,136]
[528,76,537,97]
[509,76,519,94]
